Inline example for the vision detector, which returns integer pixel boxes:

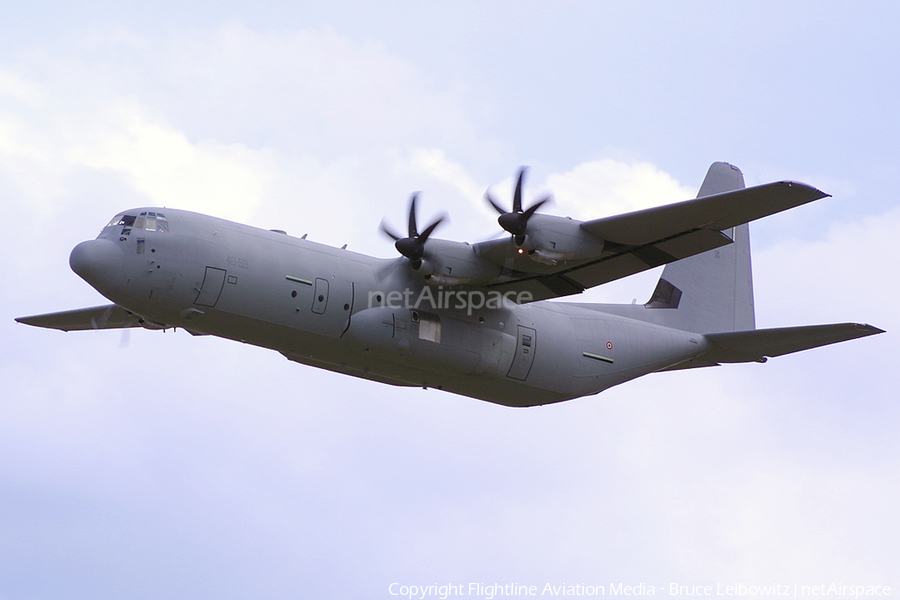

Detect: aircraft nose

[69,239,125,286]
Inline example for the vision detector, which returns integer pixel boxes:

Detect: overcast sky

[2,2,898,599]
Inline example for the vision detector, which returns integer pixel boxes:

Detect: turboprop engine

[512,213,606,265]
[484,167,605,265]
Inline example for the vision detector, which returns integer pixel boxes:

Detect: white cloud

[0,23,489,241]
[1,17,897,600]
[0,69,46,108]
[0,81,277,222]
[122,23,479,160]
[66,99,273,221]
[754,205,900,329]
[405,147,483,202]
[545,158,698,220]
[381,154,707,249]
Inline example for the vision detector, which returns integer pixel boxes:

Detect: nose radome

[70,239,125,286]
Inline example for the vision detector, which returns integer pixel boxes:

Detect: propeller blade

[376,257,407,281]
[513,168,526,213]
[418,214,447,244]
[379,220,402,242]
[118,328,131,349]
[407,193,419,238]
[479,229,507,242]
[485,190,506,215]
[487,167,551,244]
[523,195,552,218]
[381,192,445,270]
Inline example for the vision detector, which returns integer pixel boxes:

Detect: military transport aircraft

[16,162,883,406]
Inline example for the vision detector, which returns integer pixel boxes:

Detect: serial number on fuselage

[226,256,249,269]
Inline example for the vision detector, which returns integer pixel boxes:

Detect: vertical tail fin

[645,162,756,333]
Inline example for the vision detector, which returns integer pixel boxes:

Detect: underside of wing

[477,179,828,301]
[15,304,149,331]
[662,323,885,371]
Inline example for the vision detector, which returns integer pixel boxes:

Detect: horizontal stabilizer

[16,304,149,331]
[664,323,884,371]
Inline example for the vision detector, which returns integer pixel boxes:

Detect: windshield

[98,211,169,239]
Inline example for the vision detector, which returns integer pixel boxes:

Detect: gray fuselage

[70,207,710,406]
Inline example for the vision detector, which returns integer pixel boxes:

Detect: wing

[476,180,828,301]
[15,304,147,331]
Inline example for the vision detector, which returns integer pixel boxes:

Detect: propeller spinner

[380,193,446,270]
[485,167,552,246]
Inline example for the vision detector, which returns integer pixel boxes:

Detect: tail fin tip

[698,162,745,197]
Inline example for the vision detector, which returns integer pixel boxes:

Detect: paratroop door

[506,325,536,380]
[195,267,227,307]
[311,277,329,314]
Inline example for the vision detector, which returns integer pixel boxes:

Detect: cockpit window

[105,214,136,228]
[98,211,170,239]
[135,211,169,233]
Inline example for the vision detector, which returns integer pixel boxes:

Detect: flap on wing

[581,181,828,246]
[15,304,145,331]
[484,227,735,302]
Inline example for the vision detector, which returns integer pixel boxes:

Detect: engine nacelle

[419,239,503,286]
[519,214,605,265]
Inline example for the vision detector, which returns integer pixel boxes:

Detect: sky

[1,2,898,599]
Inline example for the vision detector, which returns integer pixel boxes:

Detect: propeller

[380,193,447,270]
[485,167,552,246]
